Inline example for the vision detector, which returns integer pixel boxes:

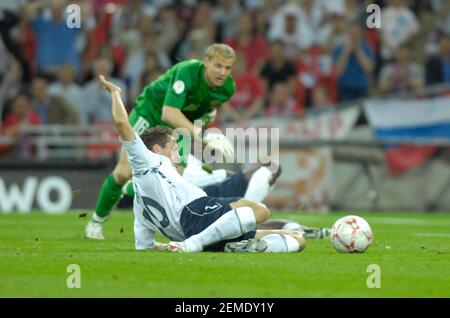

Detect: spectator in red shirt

[1,93,40,155]
[265,82,304,118]
[221,53,266,124]
[225,10,269,75]
[310,83,335,112]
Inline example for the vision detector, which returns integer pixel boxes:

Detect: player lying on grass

[86,43,237,239]
[180,155,330,239]
[88,145,329,241]
[99,74,305,253]
[120,154,330,240]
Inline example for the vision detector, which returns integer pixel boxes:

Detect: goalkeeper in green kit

[85,44,237,240]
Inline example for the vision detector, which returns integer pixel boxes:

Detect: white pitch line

[367,217,450,226]
[412,232,450,238]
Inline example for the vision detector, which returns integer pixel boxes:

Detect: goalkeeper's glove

[202,132,234,161]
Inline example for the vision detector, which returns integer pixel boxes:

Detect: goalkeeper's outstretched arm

[163,105,234,160]
[98,75,135,141]
[162,105,198,137]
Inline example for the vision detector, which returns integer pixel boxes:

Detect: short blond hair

[205,43,236,60]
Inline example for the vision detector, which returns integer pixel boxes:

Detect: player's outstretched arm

[98,75,135,141]
[162,105,197,137]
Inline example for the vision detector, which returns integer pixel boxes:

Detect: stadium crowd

[0,0,449,158]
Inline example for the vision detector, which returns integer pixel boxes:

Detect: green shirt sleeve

[228,78,236,99]
[163,66,191,110]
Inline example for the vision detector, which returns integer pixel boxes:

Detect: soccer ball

[331,215,373,253]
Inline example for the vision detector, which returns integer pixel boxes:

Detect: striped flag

[364,96,450,175]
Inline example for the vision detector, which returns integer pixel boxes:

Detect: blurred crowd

[0,0,450,156]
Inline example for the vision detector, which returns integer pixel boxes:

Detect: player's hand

[98,75,122,94]
[153,242,170,251]
[203,132,234,160]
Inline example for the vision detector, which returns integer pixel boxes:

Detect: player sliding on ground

[98,74,305,253]
[86,43,237,240]
[123,154,331,240]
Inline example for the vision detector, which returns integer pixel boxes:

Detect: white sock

[184,207,256,252]
[282,222,303,232]
[122,180,133,196]
[244,167,273,202]
[261,234,300,253]
[92,213,108,223]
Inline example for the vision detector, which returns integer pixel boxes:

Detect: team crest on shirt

[210,100,221,108]
[173,80,185,94]
[184,103,199,112]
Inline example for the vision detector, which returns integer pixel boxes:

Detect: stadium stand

[1,0,450,212]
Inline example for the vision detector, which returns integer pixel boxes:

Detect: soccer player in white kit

[98,75,305,253]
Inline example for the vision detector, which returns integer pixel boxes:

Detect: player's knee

[251,202,270,224]
[230,199,270,224]
[287,231,305,252]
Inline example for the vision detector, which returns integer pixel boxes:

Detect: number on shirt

[141,196,170,236]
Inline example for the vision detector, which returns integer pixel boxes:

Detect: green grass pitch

[0,211,449,297]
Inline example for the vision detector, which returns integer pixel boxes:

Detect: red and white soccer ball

[331,215,373,253]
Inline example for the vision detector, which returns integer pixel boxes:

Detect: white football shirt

[122,132,207,249]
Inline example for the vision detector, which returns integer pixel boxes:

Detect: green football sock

[94,174,124,219]
[122,180,135,197]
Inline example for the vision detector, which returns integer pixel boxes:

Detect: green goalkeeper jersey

[130,59,235,130]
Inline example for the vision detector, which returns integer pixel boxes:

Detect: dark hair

[141,126,173,151]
